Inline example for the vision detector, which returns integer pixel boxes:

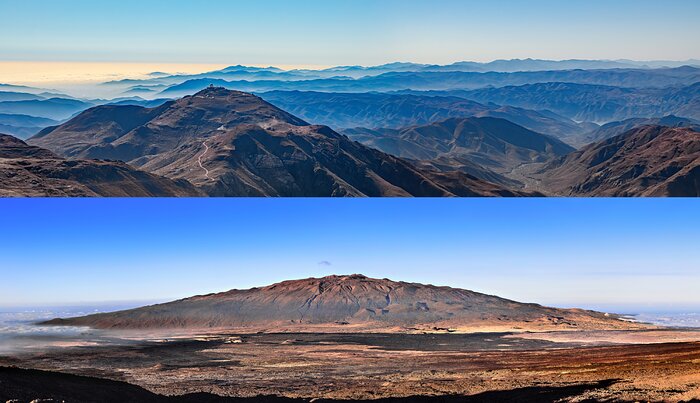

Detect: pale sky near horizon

[2,199,699,312]
[1,0,699,84]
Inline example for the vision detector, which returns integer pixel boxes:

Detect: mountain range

[427,81,700,123]
[0,97,92,121]
[156,67,700,98]
[99,60,700,90]
[1,55,698,199]
[0,113,59,139]
[260,91,592,145]
[0,86,694,197]
[343,117,574,188]
[3,60,700,144]
[28,87,524,197]
[42,274,641,332]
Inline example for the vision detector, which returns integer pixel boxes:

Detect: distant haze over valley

[2,58,700,98]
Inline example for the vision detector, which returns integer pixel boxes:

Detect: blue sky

[1,199,698,311]
[1,0,699,65]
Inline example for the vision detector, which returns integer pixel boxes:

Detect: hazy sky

[2,199,698,311]
[1,0,699,68]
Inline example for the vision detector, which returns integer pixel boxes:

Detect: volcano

[43,274,641,333]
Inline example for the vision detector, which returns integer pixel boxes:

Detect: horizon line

[2,57,699,88]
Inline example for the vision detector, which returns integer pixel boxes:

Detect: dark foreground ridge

[0,366,622,403]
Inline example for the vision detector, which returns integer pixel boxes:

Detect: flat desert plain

[2,329,700,402]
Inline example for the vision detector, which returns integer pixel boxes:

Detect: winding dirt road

[197,141,212,181]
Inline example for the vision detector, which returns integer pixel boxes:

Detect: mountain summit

[44,274,639,332]
[30,88,525,196]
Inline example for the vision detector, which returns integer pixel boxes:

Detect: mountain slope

[140,122,519,197]
[29,87,526,197]
[43,274,638,332]
[540,126,700,196]
[31,103,173,158]
[342,127,517,188]
[344,117,575,178]
[0,134,201,197]
[584,115,700,144]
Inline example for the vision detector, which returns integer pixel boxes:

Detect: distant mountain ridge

[431,81,700,124]
[5,62,699,147]
[100,59,700,90]
[0,113,59,139]
[0,91,45,102]
[156,67,700,98]
[0,98,93,121]
[1,58,695,198]
[343,117,574,186]
[261,91,590,145]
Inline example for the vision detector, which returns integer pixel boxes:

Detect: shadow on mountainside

[0,366,639,403]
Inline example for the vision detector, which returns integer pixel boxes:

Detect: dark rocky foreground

[0,366,623,403]
[2,332,700,402]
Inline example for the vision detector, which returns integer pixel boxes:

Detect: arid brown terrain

[0,134,200,196]
[541,125,700,196]
[2,331,700,402]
